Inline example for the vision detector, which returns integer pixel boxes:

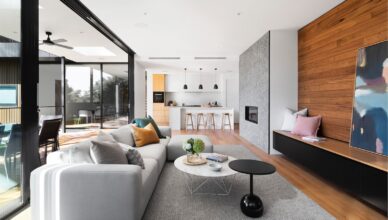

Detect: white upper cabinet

[165,74,221,93]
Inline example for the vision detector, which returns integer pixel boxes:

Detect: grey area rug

[143,145,334,220]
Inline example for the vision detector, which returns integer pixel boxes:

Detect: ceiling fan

[39,31,73,49]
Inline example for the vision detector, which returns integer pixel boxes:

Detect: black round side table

[229,159,276,218]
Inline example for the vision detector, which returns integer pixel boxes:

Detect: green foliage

[183,138,204,154]
[193,139,205,153]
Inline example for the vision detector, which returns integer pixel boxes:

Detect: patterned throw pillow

[126,147,145,169]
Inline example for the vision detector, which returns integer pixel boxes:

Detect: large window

[102,64,129,128]
[65,64,101,131]
[0,0,23,217]
[64,64,129,131]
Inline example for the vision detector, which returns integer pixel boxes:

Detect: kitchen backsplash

[165,92,223,106]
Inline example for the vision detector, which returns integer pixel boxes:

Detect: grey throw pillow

[96,131,116,142]
[126,148,145,169]
[90,140,128,164]
[110,125,136,146]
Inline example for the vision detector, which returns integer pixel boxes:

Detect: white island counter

[169,107,234,130]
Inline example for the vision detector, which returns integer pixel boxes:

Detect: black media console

[273,131,387,214]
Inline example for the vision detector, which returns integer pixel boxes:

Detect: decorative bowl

[209,163,222,172]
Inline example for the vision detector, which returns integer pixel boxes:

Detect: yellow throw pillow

[131,124,160,147]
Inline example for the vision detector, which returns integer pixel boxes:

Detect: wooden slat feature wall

[298,0,388,142]
[0,60,21,123]
[0,108,21,124]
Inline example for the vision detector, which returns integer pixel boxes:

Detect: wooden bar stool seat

[185,113,194,130]
[205,113,216,130]
[222,112,232,130]
[196,113,206,130]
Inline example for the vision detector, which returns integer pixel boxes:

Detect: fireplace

[245,106,258,124]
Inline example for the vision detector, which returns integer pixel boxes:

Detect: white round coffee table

[174,153,237,195]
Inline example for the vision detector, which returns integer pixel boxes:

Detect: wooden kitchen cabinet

[153,74,165,92]
[152,103,169,125]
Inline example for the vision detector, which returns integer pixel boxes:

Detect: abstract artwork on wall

[350,41,388,156]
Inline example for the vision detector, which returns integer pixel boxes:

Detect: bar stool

[185,113,194,130]
[222,113,232,130]
[196,113,206,130]
[205,113,216,130]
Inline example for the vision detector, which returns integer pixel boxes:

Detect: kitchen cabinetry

[152,103,169,125]
[153,74,165,92]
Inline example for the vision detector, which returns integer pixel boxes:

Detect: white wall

[221,73,239,123]
[146,71,153,116]
[269,30,298,154]
[39,64,62,116]
[134,58,146,118]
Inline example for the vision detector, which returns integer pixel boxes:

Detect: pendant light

[213,68,219,90]
[183,68,188,90]
[198,68,203,90]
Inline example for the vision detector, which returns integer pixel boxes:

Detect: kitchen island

[169,107,234,130]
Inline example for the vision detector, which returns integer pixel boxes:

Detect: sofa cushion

[147,115,165,138]
[140,158,159,215]
[90,140,128,164]
[132,118,152,128]
[96,131,116,142]
[47,140,95,164]
[137,142,166,174]
[110,125,135,146]
[126,147,145,169]
[131,124,160,147]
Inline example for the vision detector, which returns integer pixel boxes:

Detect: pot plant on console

[182,138,205,164]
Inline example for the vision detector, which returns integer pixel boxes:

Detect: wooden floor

[173,128,387,220]
[11,127,387,220]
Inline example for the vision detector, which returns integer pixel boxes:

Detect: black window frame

[5,0,135,218]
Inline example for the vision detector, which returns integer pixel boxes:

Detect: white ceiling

[38,0,128,62]
[80,0,344,74]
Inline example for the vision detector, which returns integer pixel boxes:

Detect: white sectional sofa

[31,125,171,220]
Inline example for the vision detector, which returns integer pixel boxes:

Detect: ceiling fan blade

[55,43,73,50]
[52,39,67,43]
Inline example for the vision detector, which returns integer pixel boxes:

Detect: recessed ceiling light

[73,47,116,57]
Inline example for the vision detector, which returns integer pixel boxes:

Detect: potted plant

[182,138,205,163]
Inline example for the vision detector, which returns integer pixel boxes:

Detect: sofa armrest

[159,126,171,137]
[31,164,142,220]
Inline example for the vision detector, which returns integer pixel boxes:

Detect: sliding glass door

[0,0,23,217]
[65,64,101,131]
[64,63,129,131]
[102,64,129,128]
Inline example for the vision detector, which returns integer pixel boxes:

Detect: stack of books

[206,153,228,163]
[302,136,326,142]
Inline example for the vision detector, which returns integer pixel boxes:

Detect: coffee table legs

[240,174,263,217]
[183,173,235,195]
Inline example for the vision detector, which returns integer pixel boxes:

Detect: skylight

[73,47,116,57]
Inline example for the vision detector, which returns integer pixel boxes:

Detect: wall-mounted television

[0,85,18,107]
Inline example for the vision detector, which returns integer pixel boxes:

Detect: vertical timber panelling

[298,0,388,142]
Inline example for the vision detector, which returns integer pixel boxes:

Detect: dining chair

[39,118,62,163]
